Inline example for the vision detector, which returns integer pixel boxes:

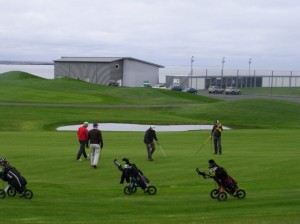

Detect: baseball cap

[151,125,156,130]
[83,121,89,125]
[93,123,99,127]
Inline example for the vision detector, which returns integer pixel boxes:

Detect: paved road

[198,92,300,103]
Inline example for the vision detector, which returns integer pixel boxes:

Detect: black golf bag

[0,165,27,194]
[114,158,156,195]
[196,159,246,201]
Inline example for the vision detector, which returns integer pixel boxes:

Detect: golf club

[156,142,167,158]
[196,134,211,154]
[196,122,222,154]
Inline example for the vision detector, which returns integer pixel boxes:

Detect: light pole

[248,58,252,75]
[221,57,225,87]
[190,56,194,87]
[249,58,252,87]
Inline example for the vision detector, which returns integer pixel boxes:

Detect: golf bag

[0,158,33,199]
[196,159,246,201]
[1,166,27,193]
[113,158,157,195]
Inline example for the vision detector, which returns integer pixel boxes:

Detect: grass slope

[0,71,220,104]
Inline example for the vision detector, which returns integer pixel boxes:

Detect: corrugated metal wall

[55,63,70,77]
[109,60,123,82]
[54,62,114,85]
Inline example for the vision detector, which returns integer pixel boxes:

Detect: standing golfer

[144,126,158,161]
[211,120,223,155]
[76,121,89,161]
[86,123,103,169]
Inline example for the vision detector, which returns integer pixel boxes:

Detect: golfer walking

[86,123,103,169]
[144,126,158,161]
[211,120,223,155]
[76,121,89,161]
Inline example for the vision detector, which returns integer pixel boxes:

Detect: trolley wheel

[146,186,157,195]
[123,186,132,195]
[131,186,137,193]
[0,189,6,199]
[7,187,16,197]
[23,189,33,199]
[217,192,227,201]
[210,189,219,199]
[236,189,246,199]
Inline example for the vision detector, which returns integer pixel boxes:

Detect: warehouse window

[115,64,119,69]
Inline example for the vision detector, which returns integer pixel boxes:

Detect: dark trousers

[213,136,222,154]
[145,142,155,160]
[76,140,87,160]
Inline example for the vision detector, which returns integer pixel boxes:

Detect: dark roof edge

[53,56,164,68]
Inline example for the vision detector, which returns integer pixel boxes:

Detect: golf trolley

[196,168,246,201]
[114,159,157,195]
[123,175,157,195]
[0,183,33,199]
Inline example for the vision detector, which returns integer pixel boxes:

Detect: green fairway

[0,72,299,223]
[1,130,299,224]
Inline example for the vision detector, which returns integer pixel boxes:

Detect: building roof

[53,57,164,68]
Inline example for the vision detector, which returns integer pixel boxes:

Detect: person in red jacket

[76,121,89,161]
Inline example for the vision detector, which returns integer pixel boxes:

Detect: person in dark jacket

[86,123,103,168]
[211,120,223,155]
[143,126,158,161]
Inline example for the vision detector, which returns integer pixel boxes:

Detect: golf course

[0,71,299,224]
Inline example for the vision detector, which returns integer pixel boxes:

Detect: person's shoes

[148,158,153,161]
[77,159,82,161]
[214,153,217,155]
[91,165,97,169]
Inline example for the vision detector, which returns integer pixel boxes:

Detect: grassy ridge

[0,71,299,223]
[0,71,220,104]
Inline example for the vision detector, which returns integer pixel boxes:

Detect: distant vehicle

[184,87,198,94]
[170,85,184,91]
[108,80,119,86]
[208,86,224,94]
[153,83,166,89]
[143,83,152,88]
[225,86,242,95]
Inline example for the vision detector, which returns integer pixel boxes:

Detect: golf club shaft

[158,145,167,158]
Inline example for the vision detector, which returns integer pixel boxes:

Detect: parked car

[108,80,119,86]
[170,85,184,91]
[184,87,198,94]
[225,86,242,95]
[143,83,152,88]
[153,83,166,89]
[208,86,224,94]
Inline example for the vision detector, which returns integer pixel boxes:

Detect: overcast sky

[1,0,299,70]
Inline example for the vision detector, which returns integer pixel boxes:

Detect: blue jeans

[76,140,87,160]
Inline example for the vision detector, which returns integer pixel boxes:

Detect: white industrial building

[161,67,300,89]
